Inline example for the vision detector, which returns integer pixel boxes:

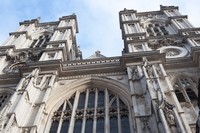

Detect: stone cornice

[36,21,59,27]
[58,57,124,77]
[124,32,146,37]
[168,15,188,21]
[54,26,73,31]
[59,15,76,21]
[136,11,162,16]
[9,31,27,36]
[164,56,196,69]
[119,9,137,15]
[160,5,179,11]
[125,38,148,44]
[0,74,21,85]
[9,31,31,39]
[0,45,15,50]
[121,50,165,66]
[121,20,140,24]
[19,19,39,25]
[47,40,67,44]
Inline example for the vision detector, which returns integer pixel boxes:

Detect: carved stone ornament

[3,51,42,74]
[131,68,143,81]
[32,69,52,91]
[148,37,184,50]
[141,117,151,132]
[159,46,188,58]
[3,65,18,74]
[139,14,166,22]
[162,100,176,126]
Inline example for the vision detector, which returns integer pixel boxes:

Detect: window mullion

[105,88,110,133]
[117,96,122,133]
[187,78,198,95]
[93,88,98,133]
[81,89,89,133]
[56,101,67,133]
[177,79,190,102]
[68,91,80,133]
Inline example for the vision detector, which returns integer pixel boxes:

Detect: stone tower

[0,5,198,133]
[119,5,199,132]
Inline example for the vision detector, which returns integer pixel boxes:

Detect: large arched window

[49,88,131,133]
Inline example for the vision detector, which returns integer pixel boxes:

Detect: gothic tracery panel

[49,88,131,133]
[173,76,198,125]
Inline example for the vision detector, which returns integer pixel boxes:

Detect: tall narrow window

[110,116,118,133]
[60,120,69,133]
[85,118,93,133]
[96,117,104,133]
[49,120,59,133]
[78,92,86,109]
[88,91,95,108]
[30,40,37,48]
[98,90,104,107]
[0,92,12,110]
[74,119,82,133]
[186,88,197,101]
[175,89,185,102]
[121,115,131,133]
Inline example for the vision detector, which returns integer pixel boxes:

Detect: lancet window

[146,23,169,37]
[30,34,51,48]
[49,88,131,133]
[173,76,198,124]
[174,77,198,103]
[0,91,12,110]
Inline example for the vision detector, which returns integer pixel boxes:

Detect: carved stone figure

[32,71,52,91]
[149,37,184,50]
[21,73,32,90]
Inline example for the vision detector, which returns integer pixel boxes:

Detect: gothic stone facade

[0,5,199,133]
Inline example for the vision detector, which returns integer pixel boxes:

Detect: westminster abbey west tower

[0,5,199,133]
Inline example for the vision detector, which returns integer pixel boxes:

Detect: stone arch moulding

[46,76,131,113]
[44,76,133,131]
[142,19,167,27]
[31,30,53,40]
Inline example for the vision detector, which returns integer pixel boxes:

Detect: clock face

[159,46,188,58]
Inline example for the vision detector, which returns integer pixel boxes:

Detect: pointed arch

[46,76,131,112]
[44,76,133,133]
[142,18,167,26]
[171,74,198,125]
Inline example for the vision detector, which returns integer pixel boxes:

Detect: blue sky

[0,0,200,58]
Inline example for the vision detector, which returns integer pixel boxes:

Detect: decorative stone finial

[95,50,100,54]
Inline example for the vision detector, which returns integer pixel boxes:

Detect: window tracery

[146,23,169,37]
[173,76,198,124]
[174,77,197,103]
[30,34,51,48]
[49,88,131,133]
[0,91,12,110]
